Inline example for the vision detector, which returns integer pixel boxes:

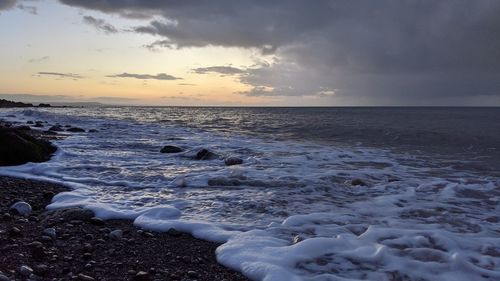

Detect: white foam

[0,108,498,280]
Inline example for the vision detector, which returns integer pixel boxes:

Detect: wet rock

[109,229,123,240]
[196,148,218,160]
[134,271,151,281]
[89,217,104,226]
[66,127,85,133]
[166,228,182,237]
[19,265,33,277]
[77,273,95,281]
[44,208,94,222]
[33,264,48,276]
[43,228,56,240]
[9,201,32,216]
[0,273,10,281]
[48,125,63,132]
[224,156,243,166]
[9,227,22,236]
[187,271,198,278]
[207,177,241,186]
[27,121,34,124]
[34,121,44,128]
[160,145,183,153]
[292,235,304,244]
[0,126,56,166]
[16,125,31,131]
[38,103,51,107]
[351,179,367,186]
[88,129,98,133]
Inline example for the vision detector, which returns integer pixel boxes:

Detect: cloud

[17,4,37,15]
[192,66,245,76]
[37,72,83,79]
[59,0,500,105]
[107,72,182,80]
[83,15,118,34]
[28,56,49,63]
[0,0,17,11]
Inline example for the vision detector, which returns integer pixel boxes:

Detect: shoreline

[0,175,249,281]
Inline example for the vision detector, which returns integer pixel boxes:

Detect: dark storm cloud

[59,0,500,104]
[107,72,181,80]
[37,72,84,79]
[192,66,245,76]
[0,0,17,10]
[83,15,118,34]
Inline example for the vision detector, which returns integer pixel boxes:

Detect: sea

[1,107,499,281]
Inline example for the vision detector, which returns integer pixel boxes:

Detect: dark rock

[224,157,243,166]
[0,273,10,281]
[34,122,44,128]
[33,264,48,276]
[89,217,105,226]
[44,208,94,222]
[77,273,95,281]
[207,177,241,186]
[0,99,33,108]
[66,127,85,133]
[196,148,218,160]
[166,228,182,237]
[351,179,367,186]
[0,126,57,166]
[48,125,63,132]
[19,265,33,276]
[27,121,34,124]
[38,103,51,107]
[134,271,151,281]
[109,229,123,240]
[88,129,98,133]
[9,227,22,237]
[9,201,32,216]
[187,271,198,278]
[160,145,183,153]
[16,125,31,131]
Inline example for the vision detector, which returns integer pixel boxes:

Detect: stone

[207,177,241,186]
[134,271,151,281]
[89,217,105,226]
[88,129,98,133]
[109,229,123,240]
[351,179,367,186]
[19,265,33,277]
[66,127,85,133]
[48,125,63,132]
[224,156,243,166]
[9,201,32,216]
[44,208,94,222]
[77,274,95,281]
[187,271,198,278]
[195,148,217,160]
[43,228,56,240]
[9,227,22,237]
[292,235,304,244]
[160,145,183,153]
[166,228,182,237]
[0,273,10,281]
[33,264,48,276]
[0,126,56,166]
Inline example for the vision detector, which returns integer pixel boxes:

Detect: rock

[224,156,243,166]
[66,127,85,132]
[44,208,94,222]
[166,228,182,237]
[109,229,123,240]
[9,201,32,216]
[43,228,56,240]
[27,121,34,124]
[77,273,95,281]
[0,99,32,107]
[16,125,31,131]
[34,121,44,128]
[195,148,217,160]
[0,273,10,281]
[33,264,48,276]
[88,129,98,133]
[207,177,241,186]
[9,227,22,236]
[48,125,63,132]
[19,265,33,277]
[187,271,198,278]
[89,217,104,226]
[0,126,57,166]
[160,145,183,153]
[351,179,367,186]
[38,103,51,107]
[134,271,151,281]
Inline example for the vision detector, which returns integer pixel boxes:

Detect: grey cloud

[192,66,245,76]
[17,4,37,14]
[29,56,49,63]
[0,0,17,10]
[59,0,500,105]
[37,72,84,79]
[107,72,181,80]
[83,15,118,34]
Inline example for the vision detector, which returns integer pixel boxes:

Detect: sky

[1,0,499,106]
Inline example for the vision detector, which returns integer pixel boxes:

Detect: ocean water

[0,107,499,281]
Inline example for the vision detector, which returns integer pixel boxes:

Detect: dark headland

[0,101,248,281]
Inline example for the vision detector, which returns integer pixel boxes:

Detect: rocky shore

[0,176,249,281]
